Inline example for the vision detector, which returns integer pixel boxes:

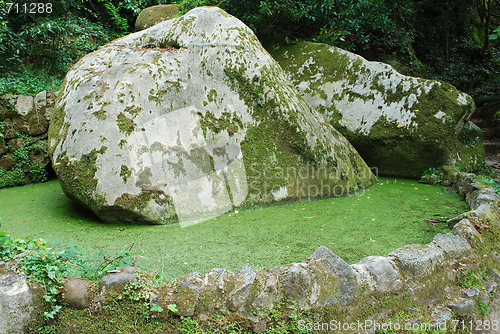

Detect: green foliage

[0,66,63,96]
[310,0,398,52]
[459,268,482,288]
[0,232,138,319]
[490,26,500,40]
[422,167,441,177]
[177,0,408,53]
[0,0,158,95]
[477,299,490,317]
[477,175,500,195]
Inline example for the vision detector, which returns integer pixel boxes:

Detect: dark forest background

[0,0,498,120]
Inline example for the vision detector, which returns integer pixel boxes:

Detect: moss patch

[54,146,107,211]
[116,112,136,135]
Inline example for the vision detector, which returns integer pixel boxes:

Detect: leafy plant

[0,232,140,319]
[459,268,481,288]
[478,175,500,195]
[490,26,500,40]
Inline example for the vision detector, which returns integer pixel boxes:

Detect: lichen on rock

[48,7,375,225]
[270,41,485,178]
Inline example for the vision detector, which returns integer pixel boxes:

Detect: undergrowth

[0,232,136,319]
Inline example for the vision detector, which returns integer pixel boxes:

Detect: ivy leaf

[150,303,164,312]
[167,303,178,313]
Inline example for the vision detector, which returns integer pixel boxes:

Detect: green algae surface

[0,177,468,278]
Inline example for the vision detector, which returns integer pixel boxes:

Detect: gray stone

[99,272,137,292]
[14,95,34,116]
[228,265,258,312]
[474,188,500,207]
[173,272,204,316]
[122,266,136,274]
[306,246,357,305]
[430,309,452,329]
[196,269,237,313]
[150,292,159,303]
[270,41,484,178]
[462,287,480,298]
[447,298,475,316]
[135,4,179,31]
[388,243,445,278]
[49,6,375,225]
[0,265,47,334]
[486,282,497,293]
[493,269,500,284]
[63,277,91,309]
[250,271,281,311]
[351,256,402,293]
[452,218,483,244]
[280,263,312,308]
[432,233,471,258]
[484,296,500,334]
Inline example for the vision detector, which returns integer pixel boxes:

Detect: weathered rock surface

[388,243,445,278]
[99,271,137,292]
[351,256,402,293]
[0,91,57,187]
[49,7,375,225]
[63,277,92,309]
[447,298,476,316]
[0,264,47,334]
[135,4,179,31]
[431,233,471,258]
[270,41,485,178]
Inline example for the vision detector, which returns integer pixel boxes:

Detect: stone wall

[0,91,57,188]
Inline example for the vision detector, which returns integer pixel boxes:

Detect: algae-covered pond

[0,177,468,278]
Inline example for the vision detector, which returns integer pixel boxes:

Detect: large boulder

[49,7,375,225]
[135,4,179,31]
[270,41,485,178]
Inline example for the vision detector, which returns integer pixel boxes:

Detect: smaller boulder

[99,271,137,293]
[351,256,402,293]
[135,4,178,31]
[431,233,471,258]
[447,298,475,316]
[306,246,357,306]
[0,265,47,334]
[228,265,258,312]
[63,277,92,309]
[388,243,445,278]
[462,287,480,298]
[452,218,483,244]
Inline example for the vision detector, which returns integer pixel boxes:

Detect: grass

[0,177,468,278]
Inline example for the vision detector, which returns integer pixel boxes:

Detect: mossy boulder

[48,7,375,225]
[0,265,49,334]
[134,4,179,31]
[270,41,485,178]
